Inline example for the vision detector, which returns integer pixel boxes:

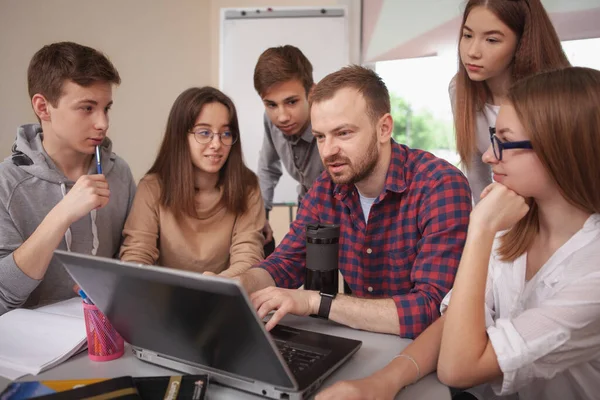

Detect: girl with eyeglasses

[317,67,600,400]
[120,87,265,276]
[451,0,569,203]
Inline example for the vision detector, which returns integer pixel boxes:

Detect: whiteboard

[220,7,350,204]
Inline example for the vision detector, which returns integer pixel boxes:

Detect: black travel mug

[304,224,339,295]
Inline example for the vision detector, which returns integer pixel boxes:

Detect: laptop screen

[54,250,295,389]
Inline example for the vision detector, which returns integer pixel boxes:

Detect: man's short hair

[253,45,314,97]
[28,41,121,106]
[309,65,390,126]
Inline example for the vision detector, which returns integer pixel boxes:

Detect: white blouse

[441,214,600,400]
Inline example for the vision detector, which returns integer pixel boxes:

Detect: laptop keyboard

[274,340,326,375]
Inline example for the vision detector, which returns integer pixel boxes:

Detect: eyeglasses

[489,127,533,161]
[189,128,237,146]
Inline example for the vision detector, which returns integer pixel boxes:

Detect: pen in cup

[78,289,93,304]
[95,145,102,175]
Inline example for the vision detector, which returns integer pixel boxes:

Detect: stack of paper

[0,298,87,380]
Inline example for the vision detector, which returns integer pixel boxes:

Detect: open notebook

[0,298,87,380]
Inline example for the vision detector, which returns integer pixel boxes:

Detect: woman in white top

[450,0,569,203]
[316,67,600,400]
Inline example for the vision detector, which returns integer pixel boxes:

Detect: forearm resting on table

[330,295,400,335]
[371,315,446,392]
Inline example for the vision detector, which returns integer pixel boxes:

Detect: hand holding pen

[56,174,110,224]
[55,146,108,225]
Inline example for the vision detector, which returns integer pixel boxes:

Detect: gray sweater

[0,124,136,315]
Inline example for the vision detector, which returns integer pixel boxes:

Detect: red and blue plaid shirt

[258,142,472,338]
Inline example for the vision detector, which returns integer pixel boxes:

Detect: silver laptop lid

[54,250,297,390]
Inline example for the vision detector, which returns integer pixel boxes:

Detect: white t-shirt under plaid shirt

[441,214,600,400]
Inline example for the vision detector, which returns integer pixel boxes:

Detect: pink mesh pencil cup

[82,302,124,361]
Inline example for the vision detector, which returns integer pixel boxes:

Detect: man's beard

[324,133,379,185]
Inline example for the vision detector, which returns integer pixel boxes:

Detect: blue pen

[78,289,94,305]
[95,145,102,175]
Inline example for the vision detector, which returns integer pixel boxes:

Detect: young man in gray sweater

[0,42,136,315]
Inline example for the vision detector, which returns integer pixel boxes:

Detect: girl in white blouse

[316,67,600,400]
[450,0,569,203]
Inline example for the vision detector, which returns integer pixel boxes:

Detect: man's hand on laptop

[251,287,320,331]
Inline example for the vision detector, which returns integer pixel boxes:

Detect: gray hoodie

[0,124,136,315]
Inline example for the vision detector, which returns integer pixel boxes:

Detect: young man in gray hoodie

[0,42,136,315]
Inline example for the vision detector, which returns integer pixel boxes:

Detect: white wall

[0,0,211,181]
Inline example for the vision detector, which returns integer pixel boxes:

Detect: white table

[0,315,450,399]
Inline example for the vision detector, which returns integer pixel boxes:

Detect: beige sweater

[120,174,265,277]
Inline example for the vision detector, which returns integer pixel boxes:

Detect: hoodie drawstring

[59,183,72,252]
[90,209,99,255]
[60,182,99,256]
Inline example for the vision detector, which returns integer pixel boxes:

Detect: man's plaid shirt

[258,141,472,338]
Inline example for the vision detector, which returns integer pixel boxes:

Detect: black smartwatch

[317,292,336,319]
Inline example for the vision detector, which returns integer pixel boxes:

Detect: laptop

[54,250,362,400]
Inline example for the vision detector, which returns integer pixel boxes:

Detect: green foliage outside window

[390,93,456,153]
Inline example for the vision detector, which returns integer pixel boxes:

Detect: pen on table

[95,145,102,175]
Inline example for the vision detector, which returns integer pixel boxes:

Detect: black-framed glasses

[489,127,533,161]
[189,128,237,146]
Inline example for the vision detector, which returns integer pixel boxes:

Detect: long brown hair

[147,87,258,218]
[455,0,570,167]
[498,67,600,260]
